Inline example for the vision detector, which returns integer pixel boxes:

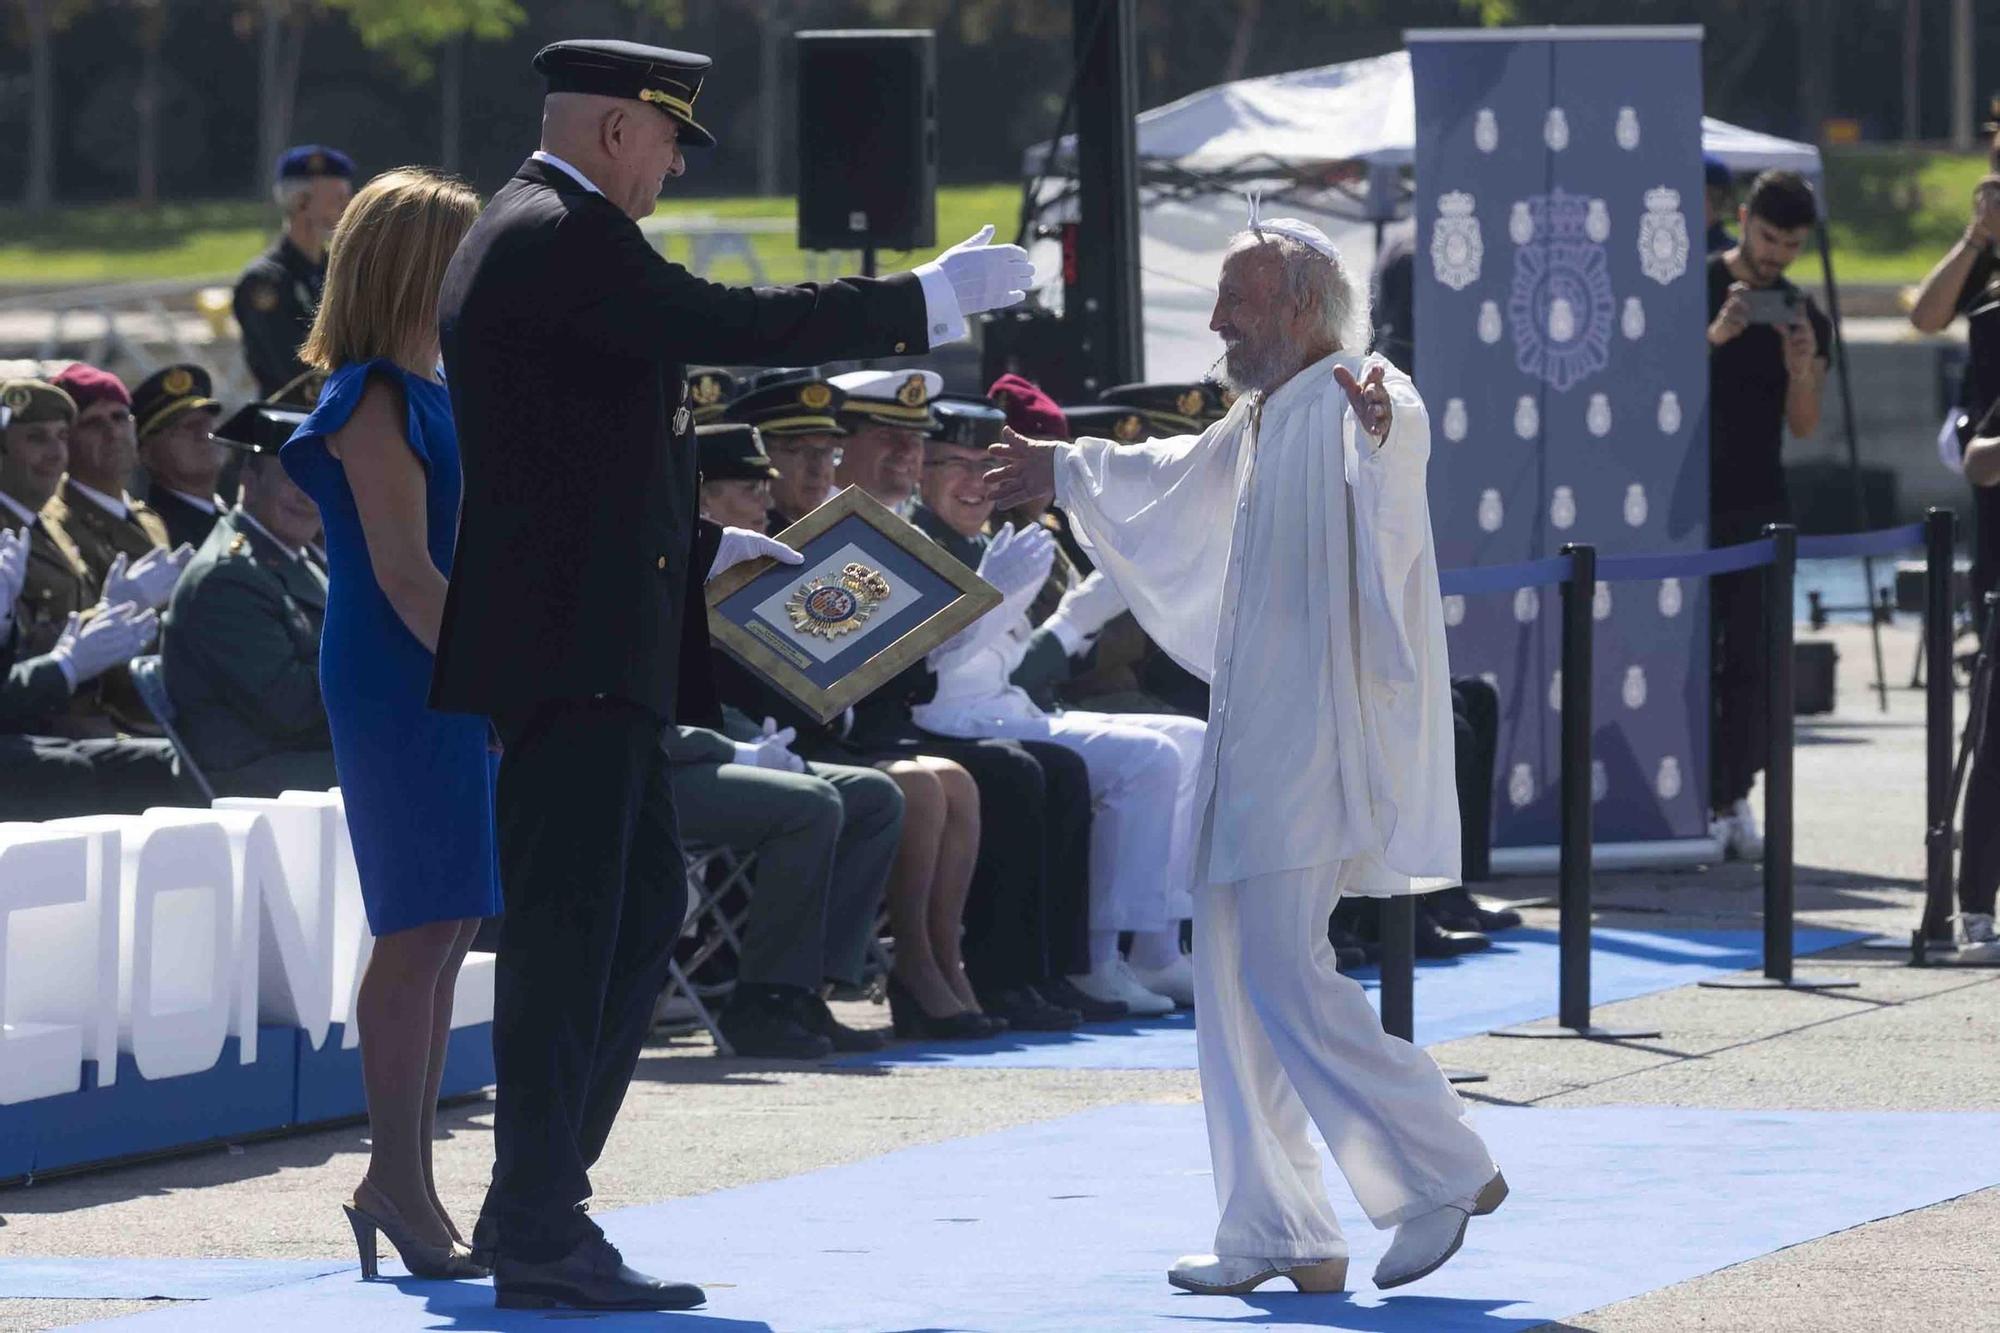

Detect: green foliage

[322,0,524,81]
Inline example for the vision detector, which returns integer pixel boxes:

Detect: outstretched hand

[985,426,1059,510]
[1333,362,1392,443]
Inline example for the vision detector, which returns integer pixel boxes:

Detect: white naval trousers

[919,707,1203,930]
[1196,861,1497,1259]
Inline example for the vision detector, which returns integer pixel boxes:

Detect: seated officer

[161,403,336,797]
[829,368,939,516]
[694,422,779,531]
[44,364,185,591]
[720,369,848,530]
[1095,379,1231,438]
[236,145,354,398]
[132,364,228,550]
[685,367,737,426]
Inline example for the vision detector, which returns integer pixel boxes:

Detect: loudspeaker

[795,30,936,253]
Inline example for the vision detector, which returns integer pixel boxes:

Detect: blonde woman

[279,167,497,1280]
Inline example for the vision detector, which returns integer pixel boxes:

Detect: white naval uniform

[1054,350,1495,1253]
[911,613,1204,931]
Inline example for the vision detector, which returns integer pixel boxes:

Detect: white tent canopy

[1025,49,1824,380]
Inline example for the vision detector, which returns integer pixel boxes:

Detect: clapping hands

[103,544,194,612]
[51,602,157,687]
[975,522,1056,601]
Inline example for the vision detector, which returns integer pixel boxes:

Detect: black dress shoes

[795,991,888,1052]
[494,1235,704,1311]
[976,985,1082,1032]
[1041,975,1130,1022]
[1429,883,1523,933]
[1413,901,1492,958]
[717,984,834,1059]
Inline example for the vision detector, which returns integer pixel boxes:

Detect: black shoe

[1430,884,1521,933]
[795,991,888,1052]
[493,1234,704,1311]
[717,985,834,1059]
[1040,975,1130,1022]
[1413,905,1491,959]
[976,985,1081,1032]
[885,975,1005,1039]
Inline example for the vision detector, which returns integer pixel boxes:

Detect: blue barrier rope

[1439,554,1575,597]
[1796,521,1927,561]
[1596,537,1778,584]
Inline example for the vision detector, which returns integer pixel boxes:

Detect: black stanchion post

[1379,896,1414,1042]
[1494,547,1659,1041]
[1703,525,1857,993]
[1919,508,1959,962]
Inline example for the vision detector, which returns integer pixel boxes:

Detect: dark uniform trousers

[487,697,688,1260]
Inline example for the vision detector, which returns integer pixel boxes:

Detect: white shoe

[1168,1252,1347,1295]
[1957,913,2000,963]
[1068,959,1176,1017]
[1726,798,1763,860]
[1128,952,1195,1007]
[1372,1171,1507,1290]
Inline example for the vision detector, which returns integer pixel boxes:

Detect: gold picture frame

[705,485,1002,723]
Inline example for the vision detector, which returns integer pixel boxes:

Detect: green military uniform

[43,481,170,592]
[234,237,327,400]
[161,508,334,796]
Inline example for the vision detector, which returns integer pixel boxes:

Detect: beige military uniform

[42,480,171,595]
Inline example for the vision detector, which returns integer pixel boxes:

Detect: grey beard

[1219,338,1290,395]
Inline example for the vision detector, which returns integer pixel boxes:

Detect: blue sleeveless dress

[281,359,500,936]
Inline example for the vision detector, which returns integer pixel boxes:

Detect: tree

[249,0,311,196]
[12,0,90,212]
[324,0,524,171]
[132,0,166,203]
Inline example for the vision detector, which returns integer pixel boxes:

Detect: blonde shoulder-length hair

[300,166,481,372]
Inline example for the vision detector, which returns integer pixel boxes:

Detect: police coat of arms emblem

[1506,189,1616,394]
[1638,185,1691,286]
[785,562,892,640]
[1430,191,1484,292]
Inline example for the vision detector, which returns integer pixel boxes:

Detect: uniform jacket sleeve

[661,724,737,767]
[546,203,929,367]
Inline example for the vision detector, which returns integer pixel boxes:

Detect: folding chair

[126,654,216,802]
[658,844,759,1056]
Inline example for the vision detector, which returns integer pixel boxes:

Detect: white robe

[1053,350,1460,895]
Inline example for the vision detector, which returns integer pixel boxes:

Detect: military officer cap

[697,423,780,483]
[213,401,308,455]
[1097,380,1229,435]
[1063,403,1150,444]
[0,379,78,428]
[686,367,739,424]
[929,396,1009,449]
[723,371,847,438]
[830,368,944,432]
[131,363,221,439]
[534,40,716,148]
[276,144,355,183]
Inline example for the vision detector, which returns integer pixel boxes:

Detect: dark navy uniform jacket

[234,236,326,398]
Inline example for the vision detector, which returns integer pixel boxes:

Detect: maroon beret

[50,363,132,415]
[987,373,1067,440]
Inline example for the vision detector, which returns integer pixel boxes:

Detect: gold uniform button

[894,340,908,354]
[657,556,667,569]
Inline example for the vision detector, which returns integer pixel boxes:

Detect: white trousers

[920,707,1204,930]
[1196,861,1497,1259]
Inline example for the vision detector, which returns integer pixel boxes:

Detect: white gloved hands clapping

[974,522,1056,602]
[730,717,807,774]
[932,225,1034,317]
[103,544,194,612]
[707,528,804,582]
[50,602,156,688]
[0,528,27,640]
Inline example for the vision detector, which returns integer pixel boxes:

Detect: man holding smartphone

[1705,169,1831,858]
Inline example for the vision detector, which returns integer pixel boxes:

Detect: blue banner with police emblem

[1409,28,1710,847]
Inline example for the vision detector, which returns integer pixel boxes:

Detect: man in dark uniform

[132,364,228,551]
[161,403,335,798]
[234,145,354,398]
[431,39,1031,1312]
[719,368,848,530]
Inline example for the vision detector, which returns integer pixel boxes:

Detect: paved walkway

[0,621,1992,1332]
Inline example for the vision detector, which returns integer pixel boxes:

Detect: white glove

[1042,568,1126,654]
[49,602,156,688]
[103,544,193,612]
[932,225,1034,317]
[708,528,804,582]
[0,528,26,640]
[730,717,807,773]
[975,523,1056,602]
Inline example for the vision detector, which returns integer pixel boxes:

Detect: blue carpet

[0,1258,349,1300]
[73,1103,2000,1331]
[834,926,1864,1069]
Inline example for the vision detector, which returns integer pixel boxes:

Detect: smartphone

[1741,287,1800,326]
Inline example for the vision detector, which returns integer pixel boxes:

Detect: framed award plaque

[705,486,1002,723]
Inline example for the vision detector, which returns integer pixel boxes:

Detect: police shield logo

[1442,594,1465,628]
[1594,580,1612,621]
[1658,390,1683,434]
[1514,395,1539,440]
[1474,107,1499,153]
[1624,483,1649,527]
[1656,756,1683,801]
[1585,199,1610,244]
[1478,300,1503,345]
[1478,487,1504,533]
[1622,296,1647,340]
[1659,577,1684,617]
[1587,393,1612,438]
[1638,186,1691,285]
[1430,192,1484,292]
[1508,763,1536,809]
[1551,484,1576,530]
[1443,398,1468,442]
[1543,107,1570,152]
[1513,586,1539,624]
[1623,665,1648,709]
[1615,106,1641,151]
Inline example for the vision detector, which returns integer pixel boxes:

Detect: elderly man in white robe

[988,215,1505,1295]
